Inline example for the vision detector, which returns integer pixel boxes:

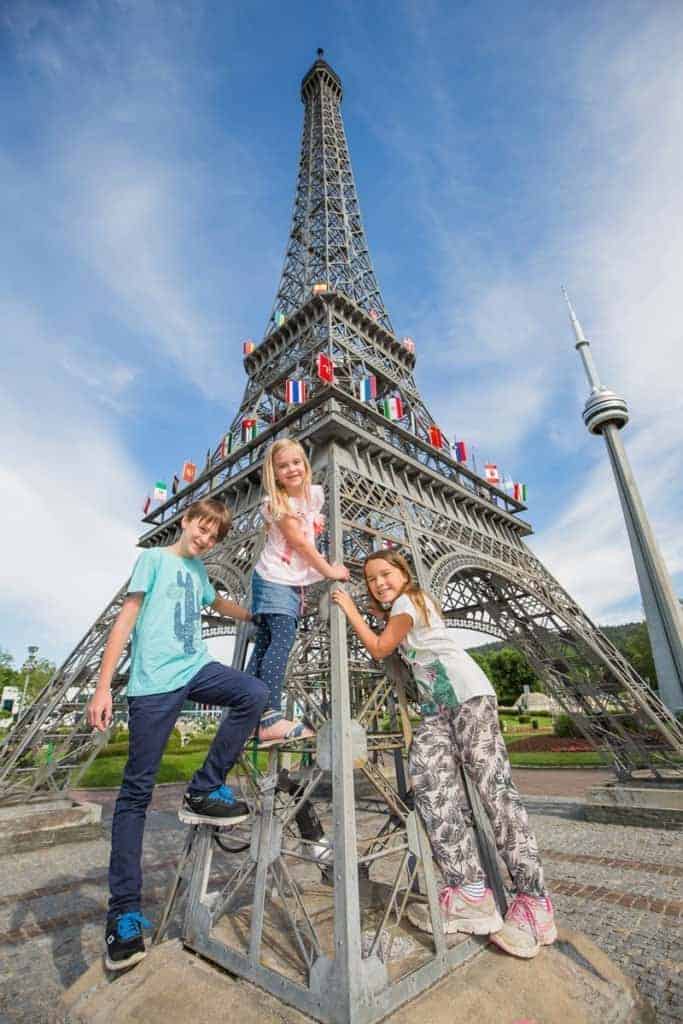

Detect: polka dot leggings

[246,613,298,725]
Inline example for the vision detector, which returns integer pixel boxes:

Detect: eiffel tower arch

[2,48,683,1024]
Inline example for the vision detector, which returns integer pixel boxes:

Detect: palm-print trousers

[408,695,546,896]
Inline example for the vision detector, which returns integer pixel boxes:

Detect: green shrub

[532,719,539,730]
[517,714,530,724]
[553,713,583,739]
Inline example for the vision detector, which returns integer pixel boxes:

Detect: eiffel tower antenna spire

[266,52,393,336]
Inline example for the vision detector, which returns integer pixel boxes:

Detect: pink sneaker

[489,894,557,959]
[407,886,503,935]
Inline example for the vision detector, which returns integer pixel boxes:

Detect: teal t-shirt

[126,547,216,697]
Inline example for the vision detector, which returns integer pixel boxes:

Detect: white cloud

[0,301,143,663]
[392,4,683,623]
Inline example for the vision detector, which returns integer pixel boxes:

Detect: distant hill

[466,619,656,705]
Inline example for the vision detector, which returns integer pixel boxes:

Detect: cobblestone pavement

[0,774,680,1024]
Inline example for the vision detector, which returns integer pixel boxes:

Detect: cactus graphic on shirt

[424,659,458,708]
[173,569,200,655]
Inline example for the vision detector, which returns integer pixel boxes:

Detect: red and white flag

[428,425,444,449]
[316,353,334,383]
[182,461,197,484]
[484,463,500,485]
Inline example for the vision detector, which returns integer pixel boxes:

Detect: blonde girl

[248,439,349,742]
[331,549,556,959]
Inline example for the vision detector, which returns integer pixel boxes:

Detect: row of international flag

[142,355,526,514]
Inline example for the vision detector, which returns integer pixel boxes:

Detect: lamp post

[20,645,39,715]
[564,290,683,713]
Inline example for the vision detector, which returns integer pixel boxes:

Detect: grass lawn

[508,750,604,767]
[78,738,604,787]
[78,746,277,788]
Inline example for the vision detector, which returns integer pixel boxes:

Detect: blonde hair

[262,439,313,521]
[363,550,439,627]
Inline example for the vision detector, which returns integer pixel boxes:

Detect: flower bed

[506,734,593,753]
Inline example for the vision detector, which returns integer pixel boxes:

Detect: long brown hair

[362,550,439,627]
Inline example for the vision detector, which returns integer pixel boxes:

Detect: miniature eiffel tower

[2,48,682,1024]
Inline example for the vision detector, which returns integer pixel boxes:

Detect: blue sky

[2,0,682,666]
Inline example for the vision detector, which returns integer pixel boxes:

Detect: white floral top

[390,593,495,711]
[254,484,326,587]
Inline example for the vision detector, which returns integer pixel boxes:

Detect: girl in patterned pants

[332,550,557,959]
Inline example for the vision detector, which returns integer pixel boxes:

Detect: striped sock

[460,879,486,899]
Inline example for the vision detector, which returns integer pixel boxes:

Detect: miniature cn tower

[564,289,683,713]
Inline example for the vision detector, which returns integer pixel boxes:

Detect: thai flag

[454,441,468,463]
[285,379,307,403]
[359,376,377,402]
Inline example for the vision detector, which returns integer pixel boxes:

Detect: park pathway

[0,770,680,1024]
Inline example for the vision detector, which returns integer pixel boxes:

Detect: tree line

[1,619,657,714]
[469,620,656,706]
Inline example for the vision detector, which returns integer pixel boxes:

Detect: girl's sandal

[257,719,315,747]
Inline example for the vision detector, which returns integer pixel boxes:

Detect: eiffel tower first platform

[2,50,682,1024]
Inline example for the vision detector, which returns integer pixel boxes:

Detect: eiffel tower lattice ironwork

[2,50,683,1024]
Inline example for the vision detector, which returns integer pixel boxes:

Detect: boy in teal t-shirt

[87,498,267,972]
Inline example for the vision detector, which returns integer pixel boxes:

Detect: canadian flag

[484,463,500,485]
[428,425,444,449]
[316,353,335,383]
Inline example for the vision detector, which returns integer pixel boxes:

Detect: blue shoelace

[117,911,152,941]
[207,784,236,805]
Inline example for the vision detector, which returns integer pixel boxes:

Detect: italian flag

[379,395,404,420]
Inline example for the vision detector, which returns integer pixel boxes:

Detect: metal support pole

[323,440,366,1012]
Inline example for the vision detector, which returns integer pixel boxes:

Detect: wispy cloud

[0,300,143,660]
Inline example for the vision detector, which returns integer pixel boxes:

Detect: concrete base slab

[586,780,683,829]
[0,793,103,855]
[57,928,653,1024]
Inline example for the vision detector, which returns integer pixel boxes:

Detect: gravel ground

[0,772,679,1024]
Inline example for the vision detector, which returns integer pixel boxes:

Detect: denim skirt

[251,570,301,618]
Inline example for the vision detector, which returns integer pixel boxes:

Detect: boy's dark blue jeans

[108,661,267,919]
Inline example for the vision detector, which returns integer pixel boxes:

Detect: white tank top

[253,484,326,587]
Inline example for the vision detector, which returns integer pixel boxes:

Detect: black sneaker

[180,784,250,826]
[104,911,151,971]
